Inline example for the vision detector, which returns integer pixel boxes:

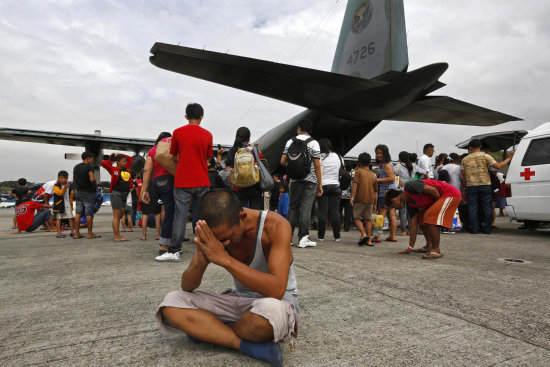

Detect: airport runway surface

[0,208,549,366]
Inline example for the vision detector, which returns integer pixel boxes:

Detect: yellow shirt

[461,152,497,186]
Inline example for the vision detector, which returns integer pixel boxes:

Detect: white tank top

[233,210,300,313]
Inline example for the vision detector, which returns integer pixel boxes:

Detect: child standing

[122,188,134,232]
[350,153,378,246]
[52,170,75,238]
[277,184,289,218]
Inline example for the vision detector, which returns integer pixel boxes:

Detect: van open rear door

[456,130,528,151]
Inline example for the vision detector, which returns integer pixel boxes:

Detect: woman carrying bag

[226,127,264,210]
[316,138,343,242]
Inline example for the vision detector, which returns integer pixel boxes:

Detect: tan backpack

[230,147,259,188]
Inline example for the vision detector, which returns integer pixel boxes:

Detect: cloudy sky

[1,0,549,182]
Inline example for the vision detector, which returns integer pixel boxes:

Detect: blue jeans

[153,175,175,246]
[75,190,95,217]
[466,185,493,234]
[171,186,209,253]
[26,210,52,232]
[287,181,317,239]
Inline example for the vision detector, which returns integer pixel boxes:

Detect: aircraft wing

[149,42,387,109]
[387,96,522,126]
[0,127,155,153]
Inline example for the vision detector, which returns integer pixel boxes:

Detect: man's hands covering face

[194,220,230,267]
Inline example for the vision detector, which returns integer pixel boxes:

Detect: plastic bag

[372,214,384,237]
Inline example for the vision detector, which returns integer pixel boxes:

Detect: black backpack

[339,170,352,191]
[336,154,352,190]
[286,137,313,180]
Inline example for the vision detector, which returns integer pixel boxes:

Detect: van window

[521,137,550,166]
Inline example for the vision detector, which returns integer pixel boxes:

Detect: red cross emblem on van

[520,168,535,181]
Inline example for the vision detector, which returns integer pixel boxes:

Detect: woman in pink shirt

[141,132,175,258]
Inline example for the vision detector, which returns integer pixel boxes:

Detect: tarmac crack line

[294,263,550,352]
[0,327,157,362]
[486,350,537,367]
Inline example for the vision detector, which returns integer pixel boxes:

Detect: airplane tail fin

[331,0,408,79]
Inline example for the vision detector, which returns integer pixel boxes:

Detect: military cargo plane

[149,0,521,169]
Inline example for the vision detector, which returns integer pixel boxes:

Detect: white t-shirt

[418,154,434,178]
[321,152,343,186]
[441,163,462,191]
[283,134,321,183]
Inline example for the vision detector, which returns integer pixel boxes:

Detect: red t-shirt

[135,178,143,211]
[148,137,173,179]
[170,124,213,188]
[16,201,43,231]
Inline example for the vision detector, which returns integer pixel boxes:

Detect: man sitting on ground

[12,200,54,233]
[156,189,298,367]
[385,179,461,259]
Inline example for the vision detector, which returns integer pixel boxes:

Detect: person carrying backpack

[280,118,322,248]
[226,127,264,210]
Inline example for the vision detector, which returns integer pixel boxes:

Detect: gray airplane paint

[332,0,408,78]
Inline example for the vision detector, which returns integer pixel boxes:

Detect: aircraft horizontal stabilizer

[387,96,521,126]
[149,43,387,109]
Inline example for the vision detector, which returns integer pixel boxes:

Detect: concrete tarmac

[0,208,549,366]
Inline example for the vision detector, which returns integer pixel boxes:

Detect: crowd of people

[8,103,514,260]
[7,102,515,366]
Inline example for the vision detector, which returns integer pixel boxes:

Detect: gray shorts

[156,290,298,343]
[110,190,128,210]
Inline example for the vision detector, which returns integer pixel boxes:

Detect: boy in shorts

[52,170,75,238]
[350,153,378,246]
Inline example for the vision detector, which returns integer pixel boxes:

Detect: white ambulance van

[505,123,550,228]
[456,124,550,229]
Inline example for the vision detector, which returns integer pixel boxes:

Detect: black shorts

[142,198,161,215]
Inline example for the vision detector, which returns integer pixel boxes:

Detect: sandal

[423,251,443,259]
[372,238,381,243]
[398,246,414,254]
[358,237,369,246]
[385,238,397,242]
[56,233,66,238]
[413,246,428,253]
